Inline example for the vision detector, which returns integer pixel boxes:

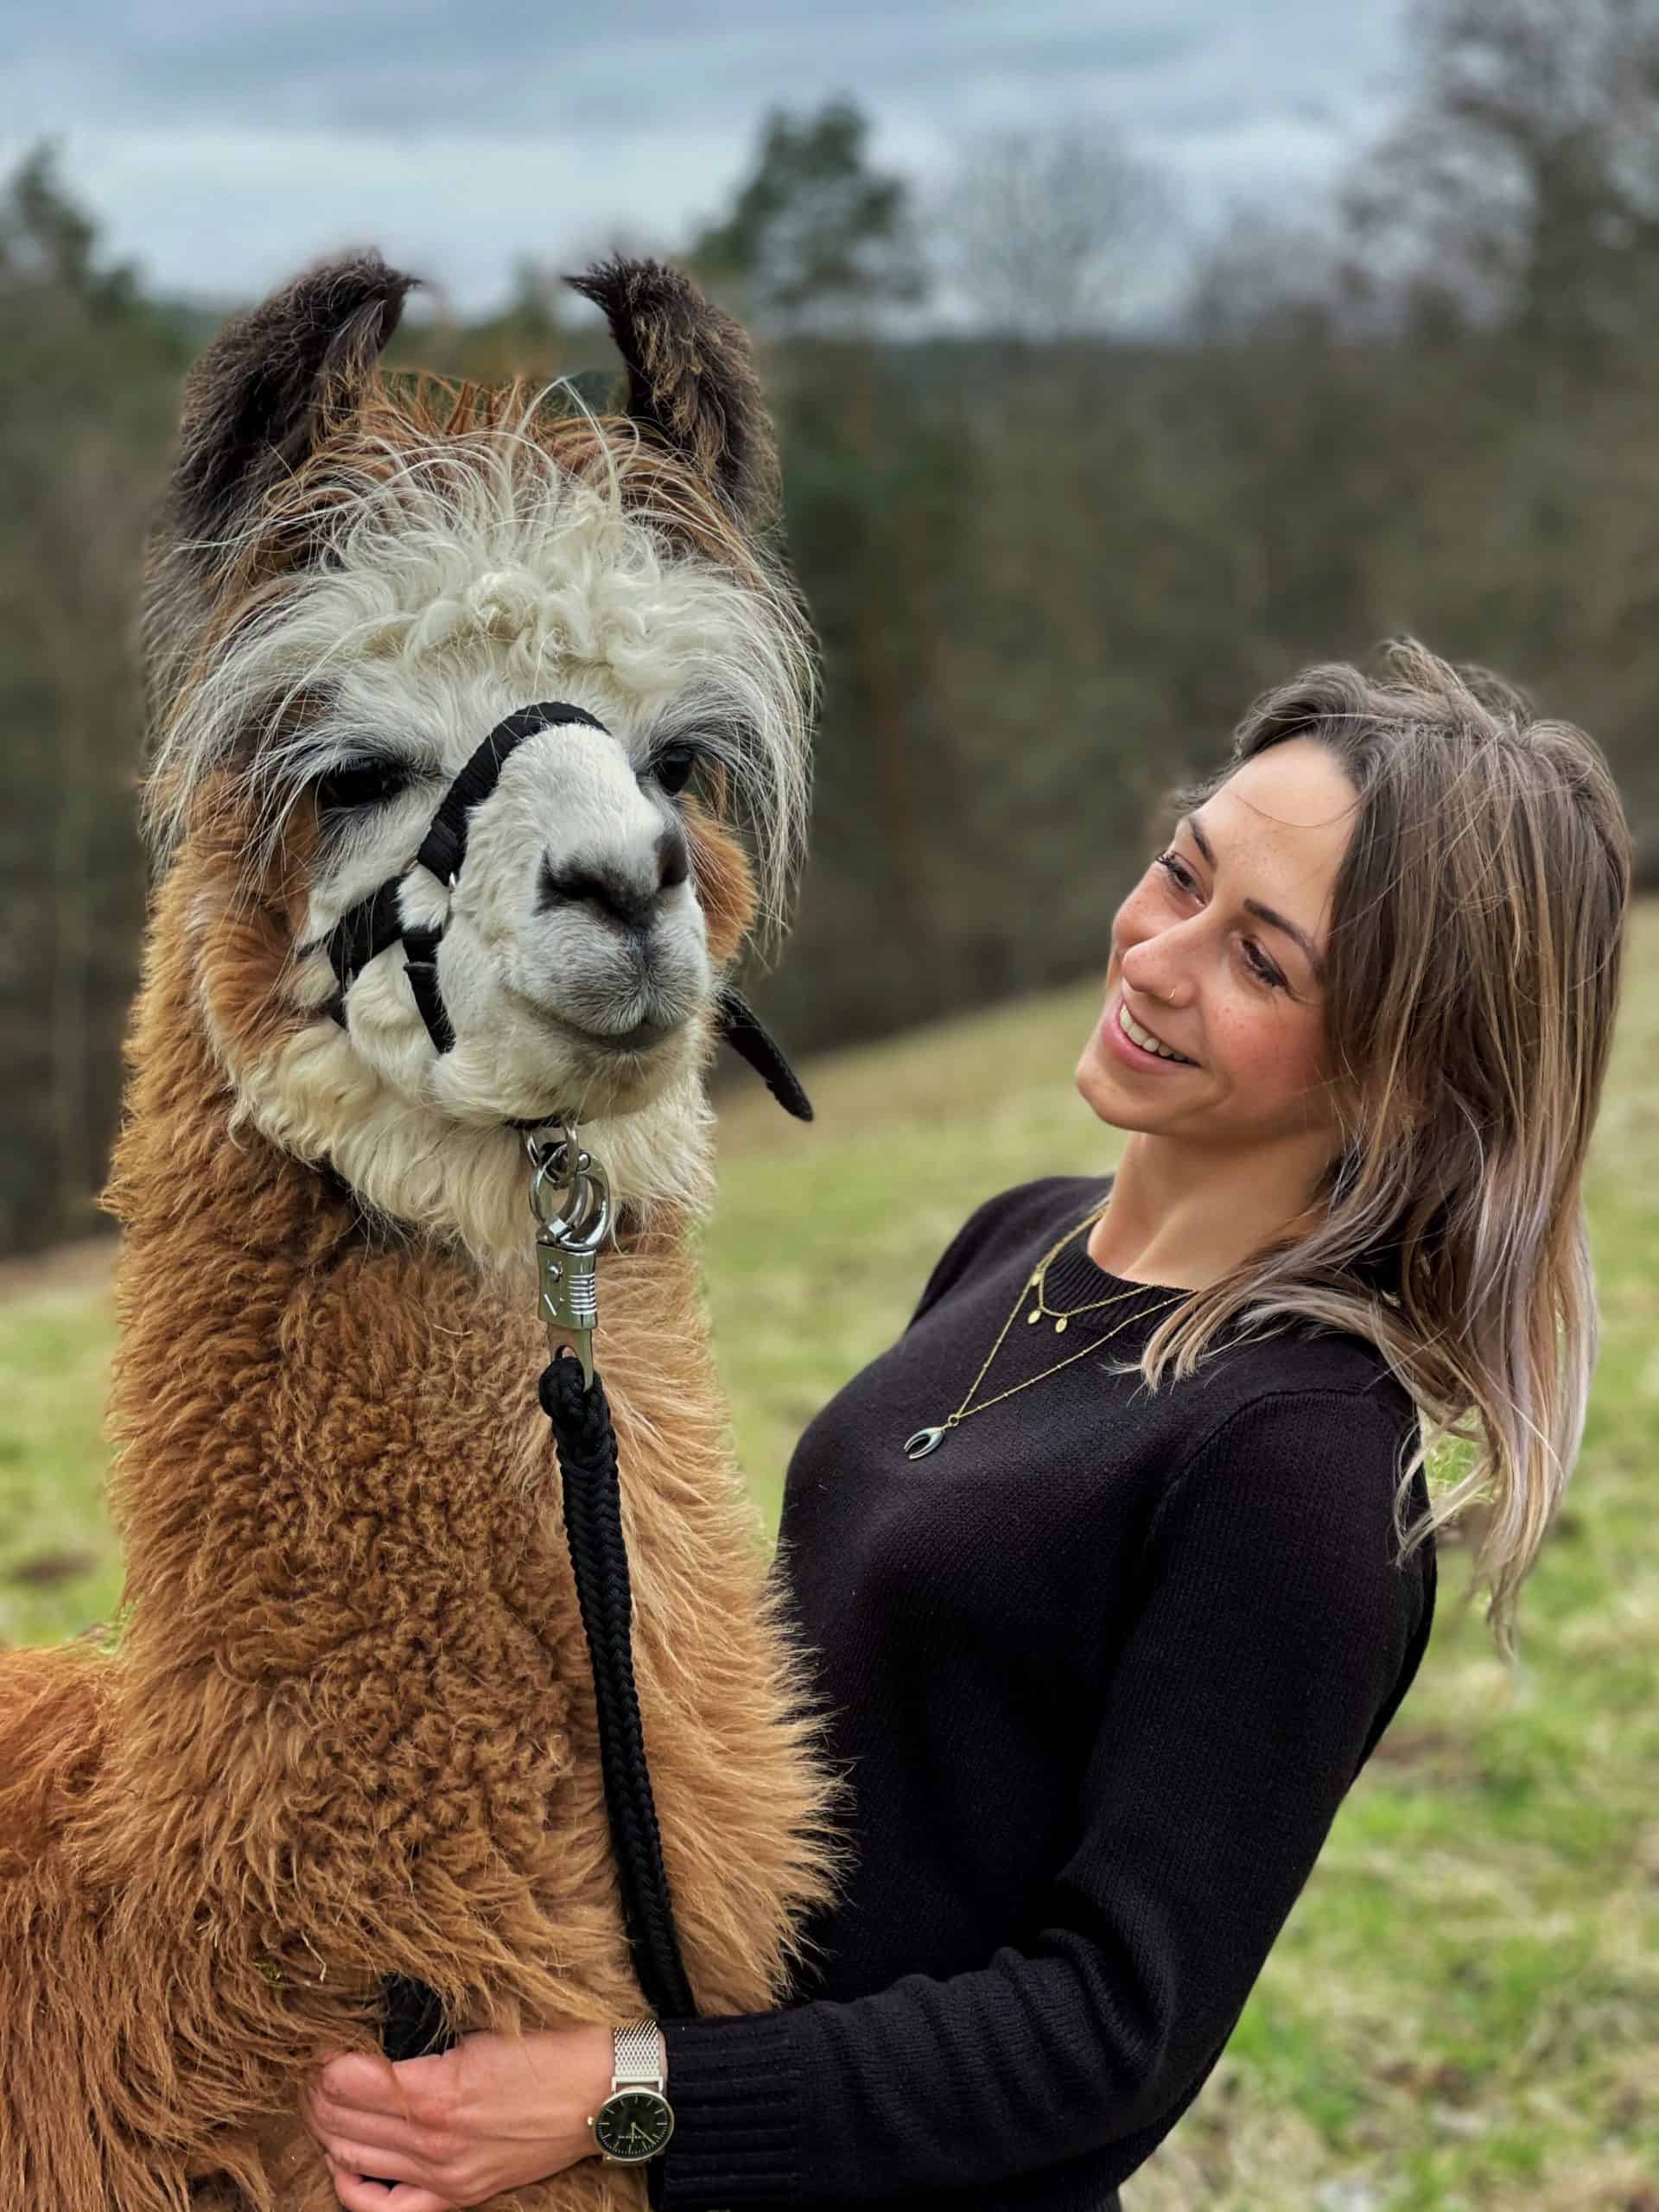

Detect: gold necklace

[1024,1210,1149,1332]
[903,1205,1183,1460]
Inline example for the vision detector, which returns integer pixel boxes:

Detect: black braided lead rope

[538,1351,697,2022]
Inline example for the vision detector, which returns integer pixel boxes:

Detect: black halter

[305,699,811,1122]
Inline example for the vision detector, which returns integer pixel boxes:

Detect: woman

[302,641,1632,2209]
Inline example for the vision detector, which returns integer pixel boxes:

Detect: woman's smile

[1101,984,1200,1071]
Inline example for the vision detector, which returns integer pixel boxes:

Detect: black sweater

[650,1173,1436,2210]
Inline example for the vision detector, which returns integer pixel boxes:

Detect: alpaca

[0,252,845,2210]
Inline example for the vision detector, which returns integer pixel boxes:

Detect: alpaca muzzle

[305,699,812,1122]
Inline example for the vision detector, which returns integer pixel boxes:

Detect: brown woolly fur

[193,784,318,1067]
[0,258,844,2209]
[678,795,757,963]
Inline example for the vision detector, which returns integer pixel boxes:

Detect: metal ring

[531,1156,613,1252]
[525,1128,583,1212]
[522,1124,575,1178]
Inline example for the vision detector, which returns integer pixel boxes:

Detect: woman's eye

[314,759,411,814]
[1154,849,1287,991]
[652,745,700,798]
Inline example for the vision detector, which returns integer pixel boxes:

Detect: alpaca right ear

[144,251,416,713]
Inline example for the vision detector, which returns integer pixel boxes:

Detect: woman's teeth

[1120,1001,1196,1064]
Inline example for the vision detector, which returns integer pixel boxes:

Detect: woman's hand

[301,2022,615,2210]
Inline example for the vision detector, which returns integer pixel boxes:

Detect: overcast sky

[7,0,1411,319]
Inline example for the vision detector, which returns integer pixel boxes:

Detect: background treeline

[3,0,1656,1257]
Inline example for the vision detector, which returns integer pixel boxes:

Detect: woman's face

[1076,736,1357,1158]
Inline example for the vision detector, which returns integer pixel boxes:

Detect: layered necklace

[902,1202,1185,1459]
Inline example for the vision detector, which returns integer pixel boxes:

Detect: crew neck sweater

[648,1173,1436,2211]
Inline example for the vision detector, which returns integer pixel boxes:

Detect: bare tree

[933,122,1174,340]
[1344,0,1659,367]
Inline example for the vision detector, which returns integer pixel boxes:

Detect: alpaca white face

[295,681,716,1128]
[158,424,810,1253]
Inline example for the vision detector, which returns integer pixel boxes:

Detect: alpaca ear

[162,251,417,575]
[143,252,416,713]
[565,256,780,527]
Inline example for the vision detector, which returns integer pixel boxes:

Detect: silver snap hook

[525,1125,611,1381]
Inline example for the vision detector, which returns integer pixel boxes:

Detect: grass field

[3,914,1657,2210]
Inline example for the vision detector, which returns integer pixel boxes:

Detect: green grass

[0,1292,122,1647]
[4,911,1658,2210]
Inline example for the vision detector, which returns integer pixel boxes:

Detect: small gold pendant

[1054,1317,1067,1333]
[1027,1310,1041,1325]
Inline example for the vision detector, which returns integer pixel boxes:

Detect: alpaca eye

[314,759,411,814]
[652,745,700,798]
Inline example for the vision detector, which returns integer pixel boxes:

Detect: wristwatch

[588,2019,674,2165]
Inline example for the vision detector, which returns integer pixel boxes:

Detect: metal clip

[524,1126,612,1385]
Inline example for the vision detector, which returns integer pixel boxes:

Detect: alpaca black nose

[537,826,689,931]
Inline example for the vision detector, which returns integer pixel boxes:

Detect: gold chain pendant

[901,1198,1183,1460]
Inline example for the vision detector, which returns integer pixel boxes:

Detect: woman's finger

[317,2050,410,2118]
[308,2099,427,2161]
[327,2155,456,2212]
[322,2139,427,2188]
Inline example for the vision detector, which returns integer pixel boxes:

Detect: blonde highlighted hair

[1116,639,1632,1654]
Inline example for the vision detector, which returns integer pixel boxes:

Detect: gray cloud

[17,3,1204,131]
[3,0,1408,312]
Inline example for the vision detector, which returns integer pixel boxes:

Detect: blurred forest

[3,0,1656,1258]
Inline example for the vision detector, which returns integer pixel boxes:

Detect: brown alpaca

[0,254,844,2209]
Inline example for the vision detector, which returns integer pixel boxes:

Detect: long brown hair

[1116,639,1632,1654]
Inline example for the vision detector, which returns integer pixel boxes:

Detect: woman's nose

[1120,942,1195,1008]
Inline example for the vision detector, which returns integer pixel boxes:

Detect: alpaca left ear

[565,256,780,528]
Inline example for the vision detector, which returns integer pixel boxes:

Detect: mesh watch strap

[613,2019,665,2088]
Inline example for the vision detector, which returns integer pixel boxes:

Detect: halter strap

[414,702,606,889]
[321,876,404,996]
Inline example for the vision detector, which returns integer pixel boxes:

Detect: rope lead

[538,1351,697,2023]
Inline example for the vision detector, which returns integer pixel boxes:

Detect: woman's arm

[652,1390,1433,2207]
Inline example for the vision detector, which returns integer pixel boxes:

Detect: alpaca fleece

[0,255,845,2210]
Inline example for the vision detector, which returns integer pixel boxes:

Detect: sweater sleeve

[649,1389,1433,2208]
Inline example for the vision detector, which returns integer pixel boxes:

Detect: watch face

[594,2086,674,2161]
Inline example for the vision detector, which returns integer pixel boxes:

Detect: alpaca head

[140,254,812,1262]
